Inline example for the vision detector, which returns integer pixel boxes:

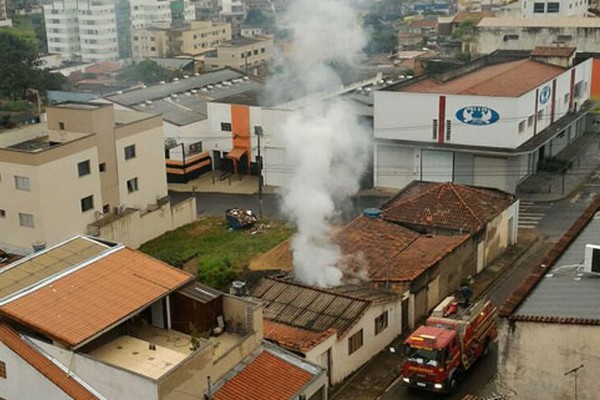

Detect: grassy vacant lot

[139,216,293,290]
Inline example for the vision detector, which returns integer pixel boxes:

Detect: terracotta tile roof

[409,18,438,29]
[212,349,314,400]
[263,320,335,353]
[84,61,121,75]
[334,215,420,277]
[250,277,370,337]
[530,46,576,57]
[399,59,564,97]
[500,194,600,319]
[0,322,100,399]
[370,233,470,282]
[382,181,516,233]
[0,248,193,347]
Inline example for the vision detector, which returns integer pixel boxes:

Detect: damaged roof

[263,320,336,353]
[382,181,516,233]
[250,277,370,337]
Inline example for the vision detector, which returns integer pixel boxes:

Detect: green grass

[139,216,293,290]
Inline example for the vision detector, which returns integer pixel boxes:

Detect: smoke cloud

[268,0,370,287]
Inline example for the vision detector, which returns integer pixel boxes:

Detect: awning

[226,147,246,160]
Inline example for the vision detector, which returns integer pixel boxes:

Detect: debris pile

[225,208,258,230]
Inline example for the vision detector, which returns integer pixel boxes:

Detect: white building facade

[520,0,587,17]
[373,57,593,193]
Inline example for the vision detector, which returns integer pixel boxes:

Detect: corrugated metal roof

[250,278,370,336]
[0,247,194,347]
[513,217,600,321]
[177,281,222,303]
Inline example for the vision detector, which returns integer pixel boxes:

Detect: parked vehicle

[401,295,497,393]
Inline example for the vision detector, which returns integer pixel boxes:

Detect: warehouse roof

[393,59,564,97]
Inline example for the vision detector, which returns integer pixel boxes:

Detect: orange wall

[231,105,251,153]
[591,58,600,99]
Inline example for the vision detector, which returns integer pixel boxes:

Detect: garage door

[421,150,453,182]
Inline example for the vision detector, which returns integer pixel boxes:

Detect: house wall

[204,37,273,71]
[0,340,79,400]
[158,343,214,400]
[472,23,600,55]
[328,300,401,385]
[521,0,586,17]
[483,201,518,266]
[497,321,600,400]
[89,196,197,249]
[31,337,159,400]
[0,137,101,253]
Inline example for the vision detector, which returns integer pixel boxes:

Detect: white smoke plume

[268,0,371,287]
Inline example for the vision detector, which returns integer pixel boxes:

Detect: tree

[0,28,42,99]
[118,60,181,84]
[365,26,397,55]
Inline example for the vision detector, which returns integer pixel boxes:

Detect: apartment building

[132,20,232,60]
[373,53,593,193]
[0,236,327,400]
[204,36,273,73]
[521,0,587,17]
[0,102,183,253]
[44,0,195,62]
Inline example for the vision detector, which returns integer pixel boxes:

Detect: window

[503,34,519,41]
[78,160,91,177]
[348,330,363,355]
[537,109,544,121]
[528,115,534,126]
[533,2,545,12]
[547,2,560,12]
[261,47,265,53]
[58,122,65,130]
[375,311,389,335]
[80,195,94,212]
[574,81,584,98]
[564,93,569,104]
[519,120,526,132]
[253,49,258,55]
[0,360,5,378]
[445,119,452,141]
[127,177,139,193]
[432,119,438,140]
[0,209,5,218]
[99,162,106,172]
[14,176,30,191]
[19,213,34,228]
[124,144,136,160]
[103,204,110,214]
[221,122,232,131]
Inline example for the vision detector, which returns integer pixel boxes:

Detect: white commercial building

[373,55,593,193]
[471,17,600,56]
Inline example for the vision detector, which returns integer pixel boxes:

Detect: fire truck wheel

[483,338,490,357]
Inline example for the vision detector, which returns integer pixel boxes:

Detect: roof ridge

[266,277,370,304]
[446,183,484,227]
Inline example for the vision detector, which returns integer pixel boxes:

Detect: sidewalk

[169,171,275,195]
[329,230,539,400]
[517,132,600,202]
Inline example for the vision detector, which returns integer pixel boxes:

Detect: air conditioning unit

[583,244,600,274]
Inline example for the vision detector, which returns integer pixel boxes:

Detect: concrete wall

[483,201,518,266]
[90,197,196,249]
[328,300,401,385]
[158,343,214,400]
[31,337,158,400]
[0,340,78,400]
[521,0,586,17]
[497,321,600,400]
[473,23,600,55]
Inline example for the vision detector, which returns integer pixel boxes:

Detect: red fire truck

[400,295,498,393]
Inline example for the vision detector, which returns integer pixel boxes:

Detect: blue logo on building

[455,106,500,126]
[539,86,551,105]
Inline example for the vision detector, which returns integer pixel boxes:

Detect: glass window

[221,122,232,131]
[78,160,91,177]
[127,177,139,193]
[14,176,30,191]
[533,2,545,12]
[19,213,34,228]
[80,195,94,212]
[547,2,560,12]
[124,144,136,160]
[519,120,526,132]
[375,312,389,335]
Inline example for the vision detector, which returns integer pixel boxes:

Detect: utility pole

[564,364,584,400]
[254,126,263,218]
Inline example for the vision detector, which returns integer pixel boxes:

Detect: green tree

[118,60,181,84]
[365,26,397,55]
[0,28,42,99]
